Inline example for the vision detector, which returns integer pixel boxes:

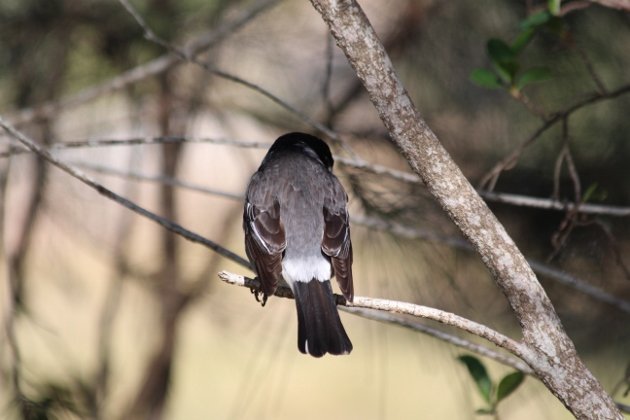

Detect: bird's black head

[266,132,334,170]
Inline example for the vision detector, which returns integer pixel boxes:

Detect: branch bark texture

[309,1,620,418]
[219,270,533,374]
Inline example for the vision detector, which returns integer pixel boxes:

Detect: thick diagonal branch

[309,1,620,418]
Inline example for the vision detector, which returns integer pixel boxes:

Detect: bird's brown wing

[243,198,286,297]
[322,205,353,302]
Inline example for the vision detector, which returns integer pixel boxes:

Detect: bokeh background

[1,0,630,418]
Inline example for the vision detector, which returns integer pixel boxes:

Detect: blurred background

[1,0,630,418]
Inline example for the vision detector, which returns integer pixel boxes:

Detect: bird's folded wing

[244,199,286,296]
[322,206,353,302]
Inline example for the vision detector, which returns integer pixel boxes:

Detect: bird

[243,132,354,357]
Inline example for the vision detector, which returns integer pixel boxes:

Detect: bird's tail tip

[293,279,352,357]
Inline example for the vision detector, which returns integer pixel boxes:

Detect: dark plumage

[243,132,353,357]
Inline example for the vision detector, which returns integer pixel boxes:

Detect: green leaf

[520,11,551,30]
[487,38,515,64]
[582,183,599,203]
[470,68,503,89]
[458,355,493,404]
[582,183,608,202]
[511,28,535,54]
[515,66,551,89]
[494,60,519,84]
[496,371,525,403]
[486,39,519,84]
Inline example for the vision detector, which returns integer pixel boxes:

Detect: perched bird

[243,132,354,357]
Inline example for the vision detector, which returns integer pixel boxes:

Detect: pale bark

[309,1,621,418]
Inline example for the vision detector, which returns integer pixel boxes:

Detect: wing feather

[244,199,286,297]
[322,206,353,301]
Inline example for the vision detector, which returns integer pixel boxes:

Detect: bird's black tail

[292,279,352,357]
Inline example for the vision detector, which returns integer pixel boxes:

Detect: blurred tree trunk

[125,68,187,419]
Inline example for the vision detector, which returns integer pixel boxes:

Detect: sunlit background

[1,0,630,418]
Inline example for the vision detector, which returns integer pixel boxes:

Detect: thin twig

[70,161,243,201]
[0,115,251,269]
[3,125,628,315]
[562,120,582,204]
[58,157,630,311]
[0,136,271,158]
[5,128,628,315]
[552,143,567,201]
[5,135,630,217]
[479,191,630,217]
[549,118,583,260]
[116,0,339,141]
[575,45,608,94]
[479,83,630,191]
[509,88,549,120]
[8,0,280,126]
[12,136,629,314]
[593,221,630,281]
[354,215,630,315]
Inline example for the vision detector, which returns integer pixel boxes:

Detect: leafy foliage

[470,6,561,93]
[458,355,525,416]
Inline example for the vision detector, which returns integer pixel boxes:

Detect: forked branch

[309,0,621,418]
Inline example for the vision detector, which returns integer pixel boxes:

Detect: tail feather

[292,280,352,357]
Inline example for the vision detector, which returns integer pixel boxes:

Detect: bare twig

[617,402,630,414]
[549,118,583,260]
[70,161,243,201]
[42,154,630,313]
[4,128,629,322]
[509,88,549,120]
[116,0,338,141]
[11,133,627,317]
[8,0,280,126]
[479,84,630,191]
[21,145,630,317]
[479,191,630,217]
[593,221,630,281]
[354,215,630,315]
[218,270,527,363]
[575,46,608,94]
[563,122,582,204]
[5,135,630,217]
[0,136,272,158]
[0,115,251,269]
[336,155,421,184]
[5,129,627,319]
